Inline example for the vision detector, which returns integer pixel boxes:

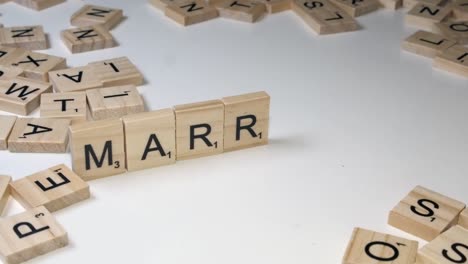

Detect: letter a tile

[10,164,90,212]
[69,119,126,181]
[48,66,102,93]
[388,185,466,241]
[0,206,68,264]
[342,227,418,264]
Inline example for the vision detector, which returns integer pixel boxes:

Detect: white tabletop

[0,0,467,263]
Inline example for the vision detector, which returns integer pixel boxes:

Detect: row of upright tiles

[343,185,468,264]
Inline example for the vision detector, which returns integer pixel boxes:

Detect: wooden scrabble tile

[342,227,419,264]
[216,0,267,22]
[10,164,90,212]
[0,115,16,150]
[329,0,380,17]
[13,0,66,10]
[7,49,67,82]
[388,185,466,241]
[291,0,360,35]
[0,26,47,50]
[8,118,71,153]
[61,25,116,54]
[88,57,143,87]
[0,206,68,264]
[403,0,443,9]
[459,208,468,229]
[406,3,452,31]
[417,225,468,264]
[69,119,126,181]
[253,0,291,13]
[0,175,11,216]
[433,45,468,77]
[0,65,23,81]
[165,0,219,26]
[402,30,457,58]
[434,20,468,44]
[40,92,87,122]
[149,0,180,11]
[86,85,145,120]
[48,66,102,93]
[122,109,176,172]
[222,91,269,152]
[70,4,124,30]
[0,77,52,115]
[174,100,224,160]
[379,0,402,10]
[452,0,468,21]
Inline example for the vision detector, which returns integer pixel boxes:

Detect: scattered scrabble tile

[88,57,144,87]
[8,49,67,82]
[342,227,419,264]
[433,45,468,77]
[435,20,468,45]
[329,0,380,17]
[70,4,124,30]
[174,100,224,160]
[0,175,11,215]
[48,66,102,93]
[8,118,71,153]
[459,208,468,228]
[0,206,68,264]
[0,25,47,50]
[253,0,291,13]
[402,30,457,58]
[10,164,90,212]
[216,0,267,22]
[13,0,65,10]
[40,92,87,122]
[379,0,402,10]
[388,185,466,241]
[86,85,145,120]
[0,77,52,115]
[165,0,219,26]
[418,225,468,264]
[149,0,179,11]
[61,25,116,54]
[406,3,452,31]
[291,0,360,35]
[0,65,23,81]
[0,115,16,150]
[0,45,23,66]
[403,0,443,9]
[122,109,176,172]
[452,0,468,21]
[222,91,269,152]
[69,119,126,181]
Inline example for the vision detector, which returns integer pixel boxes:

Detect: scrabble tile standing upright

[388,185,466,241]
[0,26,47,50]
[165,0,220,26]
[216,0,267,23]
[40,92,88,122]
[405,3,452,31]
[459,208,468,229]
[88,57,144,87]
[8,118,71,153]
[0,206,68,264]
[291,0,359,35]
[0,115,16,150]
[0,77,52,115]
[70,4,124,30]
[402,30,457,58]
[174,100,224,160]
[342,227,419,264]
[10,164,90,212]
[13,0,66,11]
[122,109,176,172]
[0,175,11,216]
[222,91,270,152]
[61,25,116,54]
[433,45,468,77]
[417,225,468,264]
[48,66,102,93]
[69,119,126,180]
